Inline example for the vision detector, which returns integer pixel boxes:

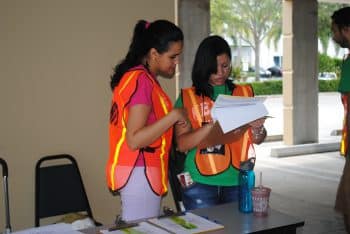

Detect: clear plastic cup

[251,186,271,217]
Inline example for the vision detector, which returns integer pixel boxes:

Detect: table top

[192,202,305,234]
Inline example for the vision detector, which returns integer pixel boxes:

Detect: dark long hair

[331,7,350,30]
[110,19,184,90]
[192,35,233,98]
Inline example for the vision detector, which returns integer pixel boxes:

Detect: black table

[191,202,304,234]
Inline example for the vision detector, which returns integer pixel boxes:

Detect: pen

[198,215,222,225]
[213,219,222,224]
[108,222,138,231]
[157,211,186,219]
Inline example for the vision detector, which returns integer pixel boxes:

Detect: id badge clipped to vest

[199,144,225,155]
[177,172,194,188]
[198,121,226,156]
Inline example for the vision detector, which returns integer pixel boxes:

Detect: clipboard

[211,95,269,134]
[198,121,248,149]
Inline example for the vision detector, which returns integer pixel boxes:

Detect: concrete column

[282,0,318,145]
[177,0,210,90]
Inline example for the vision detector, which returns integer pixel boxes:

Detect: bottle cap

[240,158,255,171]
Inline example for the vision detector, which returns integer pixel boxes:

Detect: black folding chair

[168,146,186,213]
[0,158,11,234]
[35,154,100,227]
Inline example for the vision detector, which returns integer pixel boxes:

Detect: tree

[318,3,349,55]
[211,0,240,66]
[211,0,234,36]
[211,0,282,81]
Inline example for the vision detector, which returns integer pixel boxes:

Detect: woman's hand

[248,118,266,128]
[126,106,189,150]
[248,118,267,144]
[171,108,189,128]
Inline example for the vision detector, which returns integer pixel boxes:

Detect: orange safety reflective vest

[106,69,173,196]
[182,84,255,176]
[340,94,348,156]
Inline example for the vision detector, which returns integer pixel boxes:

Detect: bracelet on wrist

[252,126,265,136]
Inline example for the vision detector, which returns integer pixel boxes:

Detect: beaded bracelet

[252,126,265,138]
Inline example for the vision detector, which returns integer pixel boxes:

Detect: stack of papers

[100,212,224,234]
[11,223,83,234]
[211,95,269,133]
[100,222,169,234]
[148,212,224,234]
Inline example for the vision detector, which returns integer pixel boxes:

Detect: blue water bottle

[239,169,255,213]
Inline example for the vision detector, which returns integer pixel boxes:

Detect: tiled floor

[256,92,347,233]
[255,142,346,234]
[271,193,345,234]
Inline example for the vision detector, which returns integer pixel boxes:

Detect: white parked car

[318,72,337,80]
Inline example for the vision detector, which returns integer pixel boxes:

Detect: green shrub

[319,53,342,77]
[231,66,242,79]
[236,79,338,95]
[251,80,283,95]
[318,79,339,92]
[237,80,282,95]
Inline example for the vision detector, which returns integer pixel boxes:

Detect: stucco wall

[0,0,177,230]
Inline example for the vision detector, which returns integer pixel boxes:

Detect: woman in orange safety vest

[174,35,266,210]
[181,84,256,175]
[106,19,187,222]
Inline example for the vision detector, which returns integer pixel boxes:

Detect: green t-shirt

[338,57,350,93]
[174,84,239,186]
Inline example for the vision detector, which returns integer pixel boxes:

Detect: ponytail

[110,19,183,90]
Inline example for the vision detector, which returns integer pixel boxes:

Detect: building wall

[0,0,178,230]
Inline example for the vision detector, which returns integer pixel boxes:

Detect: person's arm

[125,74,187,150]
[251,126,267,144]
[197,123,249,149]
[194,117,268,148]
[175,120,214,152]
[126,105,187,150]
[175,121,251,152]
[249,118,267,145]
[346,93,350,151]
[173,92,215,152]
[174,90,257,152]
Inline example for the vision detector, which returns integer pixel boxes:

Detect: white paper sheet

[211,95,269,133]
[212,95,266,109]
[11,223,82,234]
[100,221,169,234]
[147,212,224,234]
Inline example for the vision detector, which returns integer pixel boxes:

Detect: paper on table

[211,95,269,134]
[100,222,169,234]
[147,212,224,234]
[11,223,82,234]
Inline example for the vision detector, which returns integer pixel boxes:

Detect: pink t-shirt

[128,70,157,166]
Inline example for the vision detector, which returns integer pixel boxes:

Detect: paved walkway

[255,92,346,233]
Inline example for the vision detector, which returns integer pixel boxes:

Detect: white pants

[120,167,161,222]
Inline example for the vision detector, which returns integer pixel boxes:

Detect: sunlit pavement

[254,92,346,233]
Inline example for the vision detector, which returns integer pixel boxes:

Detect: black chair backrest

[0,158,11,233]
[0,158,8,178]
[35,154,94,227]
[168,146,186,212]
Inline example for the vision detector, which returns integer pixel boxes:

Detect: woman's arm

[175,116,267,152]
[346,93,350,151]
[175,121,214,152]
[249,118,267,145]
[175,121,250,152]
[126,105,187,150]
[251,126,267,144]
